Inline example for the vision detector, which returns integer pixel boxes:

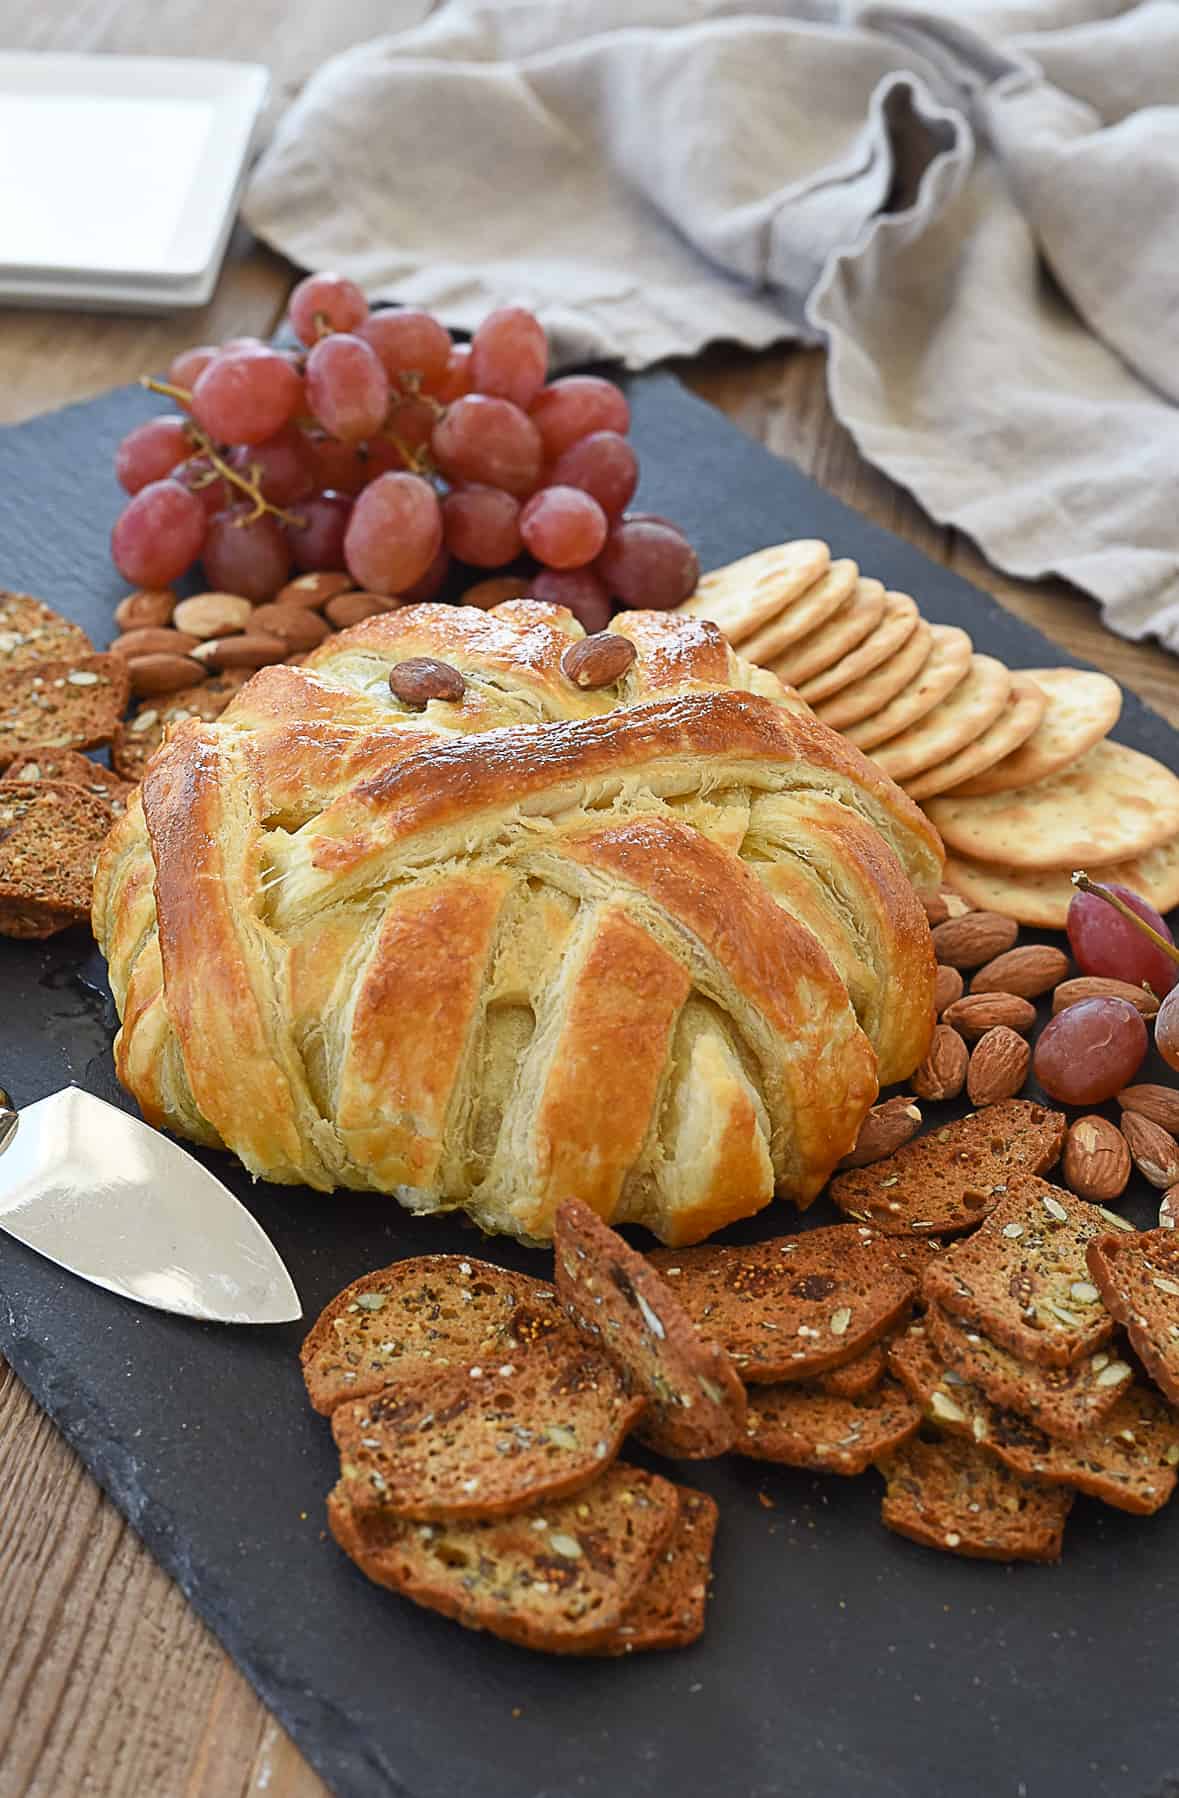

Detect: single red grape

[529,376,630,461]
[111,480,207,587]
[527,567,613,633]
[344,473,443,595]
[359,310,452,390]
[1067,884,1177,996]
[442,485,522,567]
[191,347,303,446]
[470,307,548,410]
[228,426,316,507]
[431,395,543,496]
[302,430,371,495]
[399,545,452,604]
[549,431,638,519]
[203,505,292,601]
[286,491,353,572]
[386,394,438,457]
[1032,998,1148,1105]
[289,272,369,346]
[115,416,194,494]
[596,519,699,609]
[520,486,607,569]
[305,333,390,443]
[1158,986,1179,1073]
[430,344,474,404]
[167,345,218,394]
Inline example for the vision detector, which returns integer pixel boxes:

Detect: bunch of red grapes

[111,276,699,634]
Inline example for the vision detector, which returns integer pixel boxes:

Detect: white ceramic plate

[0,53,269,311]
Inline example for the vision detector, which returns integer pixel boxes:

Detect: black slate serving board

[2,373,1179,1798]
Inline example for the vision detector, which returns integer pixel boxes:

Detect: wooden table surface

[3,7,1178,1798]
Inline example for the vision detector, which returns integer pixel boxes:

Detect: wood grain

[3,8,1179,1797]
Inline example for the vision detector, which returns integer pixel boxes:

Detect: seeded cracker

[926,1302,1134,1442]
[0,654,129,767]
[4,748,134,813]
[984,1387,1179,1516]
[595,1486,718,1656]
[887,1317,992,1443]
[301,1255,569,1416]
[877,1435,1072,1563]
[829,1099,1065,1236]
[923,1178,1118,1368]
[816,1338,889,1399]
[332,1333,644,1520]
[554,1198,746,1458]
[738,1377,920,1475]
[0,590,92,674]
[328,1462,680,1655]
[1087,1229,1179,1407]
[0,780,115,938]
[647,1227,916,1383]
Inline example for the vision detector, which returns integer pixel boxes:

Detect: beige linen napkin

[245,1,1179,650]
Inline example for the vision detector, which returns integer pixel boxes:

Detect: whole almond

[114,589,175,632]
[172,593,254,639]
[966,1026,1030,1107]
[1117,1084,1179,1136]
[970,944,1070,1000]
[1052,976,1160,1019]
[125,653,208,697]
[389,657,466,707]
[837,1097,923,1170]
[1062,1114,1131,1203]
[922,887,972,928]
[942,992,1036,1040]
[110,627,200,661]
[1160,1185,1179,1230]
[1120,1112,1179,1190]
[248,604,332,652]
[193,634,286,672]
[929,910,1018,970]
[560,633,638,690]
[933,964,964,1015]
[275,572,354,610]
[911,1024,969,1102]
[325,591,395,630]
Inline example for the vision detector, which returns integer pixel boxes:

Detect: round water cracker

[946,668,1121,799]
[871,655,1011,785]
[769,577,886,689]
[739,559,858,666]
[812,614,932,731]
[842,625,974,752]
[944,834,1179,929]
[679,539,830,644]
[905,673,1045,802]
[800,590,918,707]
[927,739,1179,872]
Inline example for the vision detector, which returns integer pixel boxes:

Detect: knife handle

[0,1100,16,1157]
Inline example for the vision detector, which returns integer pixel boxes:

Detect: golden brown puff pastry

[93,600,943,1246]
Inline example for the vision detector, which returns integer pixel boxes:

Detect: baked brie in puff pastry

[93,600,942,1245]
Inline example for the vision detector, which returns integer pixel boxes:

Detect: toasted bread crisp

[738,1378,920,1475]
[830,1100,1066,1236]
[0,654,129,767]
[923,1179,1117,1368]
[0,779,114,938]
[595,1486,718,1656]
[985,1387,1179,1516]
[554,1198,746,1459]
[328,1461,679,1655]
[0,591,92,674]
[927,1302,1133,1441]
[4,748,134,813]
[887,1317,990,1441]
[110,674,246,782]
[816,1338,889,1399]
[878,1434,1072,1563]
[1087,1230,1179,1408]
[332,1333,644,1520]
[301,1256,568,1417]
[648,1227,916,1383]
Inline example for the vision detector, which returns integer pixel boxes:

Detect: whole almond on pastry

[970,944,1070,1000]
[933,964,964,1015]
[837,1097,923,1169]
[1118,1085,1179,1137]
[966,1026,1030,1107]
[930,911,1018,970]
[942,993,1036,1040]
[1062,1115,1131,1204]
[922,887,972,928]
[1120,1113,1179,1190]
[912,1024,969,1102]
[560,633,638,690]
[1052,977,1160,1019]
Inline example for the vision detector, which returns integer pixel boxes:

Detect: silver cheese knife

[0,1085,300,1324]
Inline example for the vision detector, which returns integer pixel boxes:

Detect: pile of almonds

[841,889,1179,1221]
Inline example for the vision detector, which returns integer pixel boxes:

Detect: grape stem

[138,376,308,529]
[1071,871,1179,969]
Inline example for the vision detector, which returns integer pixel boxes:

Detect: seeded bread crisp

[922,1178,1117,1368]
[877,1435,1073,1563]
[595,1486,718,1656]
[554,1198,746,1458]
[0,655,129,768]
[829,1100,1065,1236]
[111,674,246,783]
[332,1334,644,1520]
[985,1387,1179,1516]
[887,1317,990,1441]
[0,591,92,674]
[327,1461,680,1654]
[301,1256,568,1416]
[926,1303,1133,1441]
[647,1228,916,1383]
[816,1338,889,1399]
[1087,1230,1179,1408]
[0,780,115,938]
[738,1377,920,1475]
[4,748,134,813]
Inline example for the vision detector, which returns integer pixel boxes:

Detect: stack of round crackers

[681,542,1179,927]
